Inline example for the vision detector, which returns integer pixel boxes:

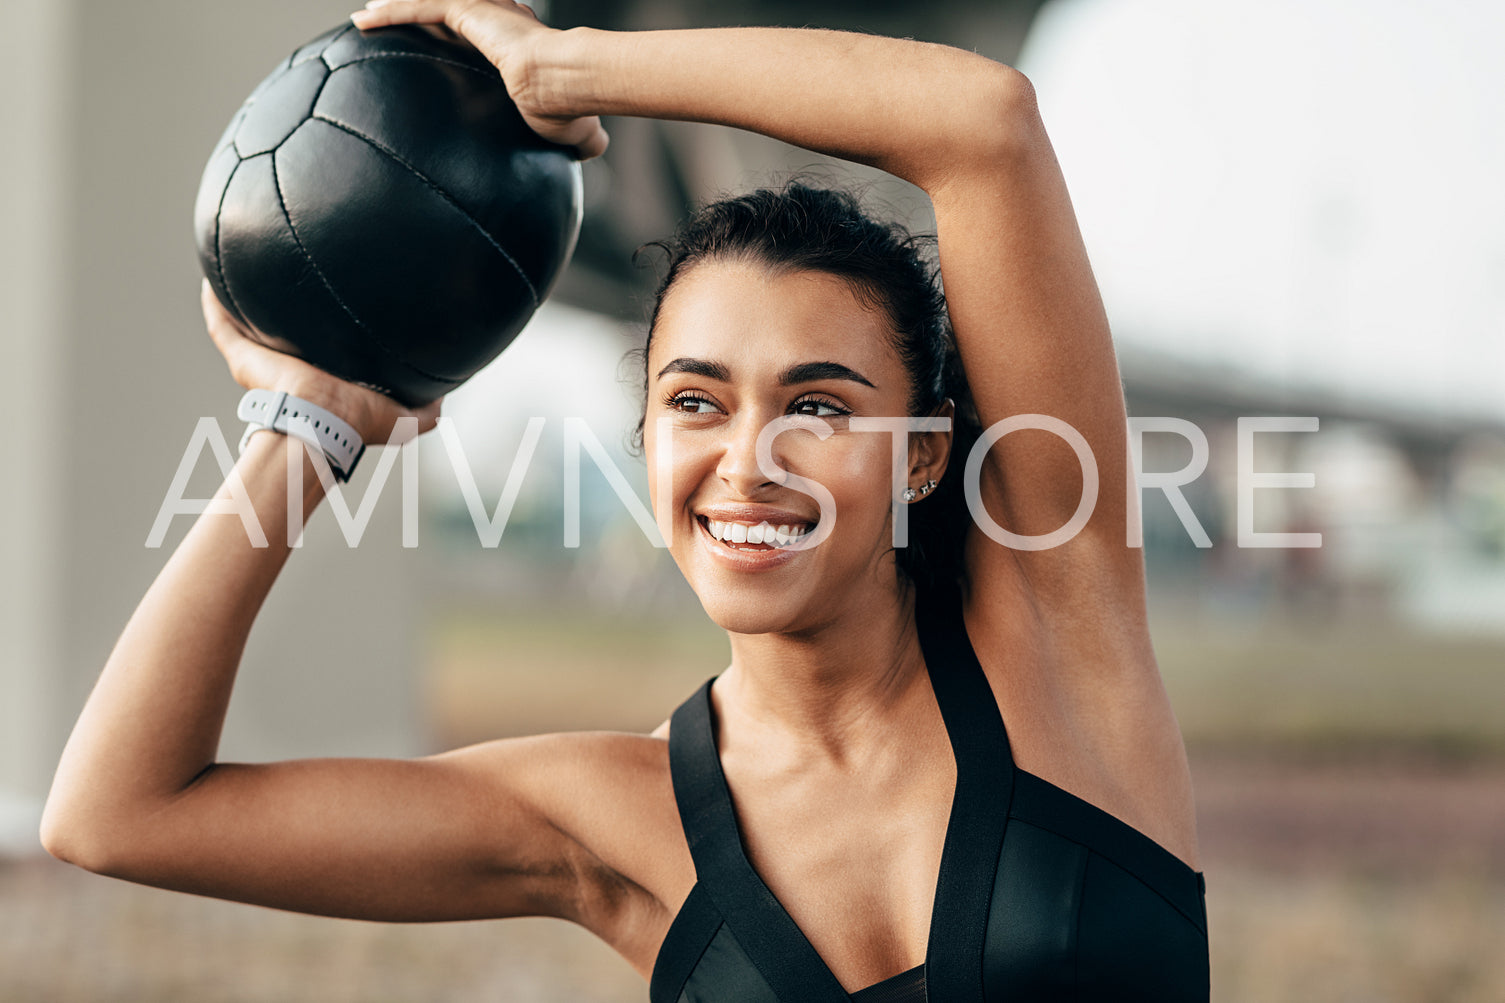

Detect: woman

[42,1,1208,999]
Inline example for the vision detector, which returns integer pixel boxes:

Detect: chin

[689,565,898,639]
[693,582,814,636]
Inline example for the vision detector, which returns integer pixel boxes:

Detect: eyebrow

[655,357,875,388]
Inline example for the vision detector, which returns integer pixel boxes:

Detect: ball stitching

[268,149,458,385]
[311,113,541,307]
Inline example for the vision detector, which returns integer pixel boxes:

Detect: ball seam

[212,154,254,330]
[268,147,465,387]
[310,113,542,308]
[334,52,500,82]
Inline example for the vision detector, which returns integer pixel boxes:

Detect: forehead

[649,260,902,383]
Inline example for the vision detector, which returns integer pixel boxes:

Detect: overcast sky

[1017,0,1505,420]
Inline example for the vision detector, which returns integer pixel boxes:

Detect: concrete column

[1,0,423,853]
[0,0,75,849]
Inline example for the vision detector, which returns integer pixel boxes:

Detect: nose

[717,410,781,496]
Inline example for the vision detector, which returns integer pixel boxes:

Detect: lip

[695,515,804,572]
[694,504,818,527]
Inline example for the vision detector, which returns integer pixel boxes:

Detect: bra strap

[668,679,852,1003]
[916,583,1015,1002]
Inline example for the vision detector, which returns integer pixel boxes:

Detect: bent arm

[41,432,588,923]
[531,26,1135,596]
[43,431,327,850]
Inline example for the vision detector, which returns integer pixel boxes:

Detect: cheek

[645,421,689,529]
[645,425,716,518]
[646,428,898,530]
[786,434,898,516]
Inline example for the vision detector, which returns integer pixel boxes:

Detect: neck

[716,581,930,762]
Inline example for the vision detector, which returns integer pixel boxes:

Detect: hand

[350,0,609,160]
[201,280,442,446]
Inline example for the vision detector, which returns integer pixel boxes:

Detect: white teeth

[703,518,812,546]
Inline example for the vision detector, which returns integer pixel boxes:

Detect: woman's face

[644,258,937,635]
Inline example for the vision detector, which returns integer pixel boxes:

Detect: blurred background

[3,0,1503,999]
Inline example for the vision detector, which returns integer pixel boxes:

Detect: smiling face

[644,258,948,636]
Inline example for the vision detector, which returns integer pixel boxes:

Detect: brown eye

[668,392,721,414]
[791,397,849,417]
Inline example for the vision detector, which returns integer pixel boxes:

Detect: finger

[536,114,609,161]
[575,123,609,161]
[200,278,251,327]
[201,281,284,388]
[560,118,609,161]
[200,280,248,355]
[349,0,454,30]
[414,397,445,434]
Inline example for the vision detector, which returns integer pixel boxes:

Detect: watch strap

[237,389,365,482]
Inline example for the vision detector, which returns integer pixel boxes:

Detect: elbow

[972,63,1041,162]
[926,62,1040,183]
[895,57,1040,190]
[39,802,90,869]
[39,800,122,874]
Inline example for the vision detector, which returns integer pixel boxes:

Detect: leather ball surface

[194,23,583,406]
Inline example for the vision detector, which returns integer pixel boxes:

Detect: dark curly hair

[632,180,981,592]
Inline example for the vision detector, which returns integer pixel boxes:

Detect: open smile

[698,516,813,549]
[693,514,818,570]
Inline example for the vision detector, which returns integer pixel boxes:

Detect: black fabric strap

[916,583,1015,1003]
[663,584,1014,1002]
[649,883,725,1003]
[667,680,853,1003]
[1008,770,1207,933]
[849,963,927,1003]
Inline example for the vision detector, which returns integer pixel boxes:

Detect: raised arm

[577,28,1126,593]
[40,286,617,930]
[356,0,1138,607]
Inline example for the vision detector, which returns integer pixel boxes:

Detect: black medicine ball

[194,23,583,406]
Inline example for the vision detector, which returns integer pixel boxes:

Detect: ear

[907,398,955,489]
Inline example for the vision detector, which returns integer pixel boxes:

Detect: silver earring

[902,479,937,503]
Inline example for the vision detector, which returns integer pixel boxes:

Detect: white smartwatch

[237,388,365,482]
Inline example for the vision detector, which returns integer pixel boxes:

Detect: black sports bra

[650,585,1209,1002]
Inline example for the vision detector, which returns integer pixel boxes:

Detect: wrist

[527,26,607,119]
[237,388,365,483]
[278,375,362,419]
[268,376,382,443]
[235,429,330,527]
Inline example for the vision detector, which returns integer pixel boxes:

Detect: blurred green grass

[1154,618,1505,757]
[421,604,730,746]
[423,602,1505,756]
